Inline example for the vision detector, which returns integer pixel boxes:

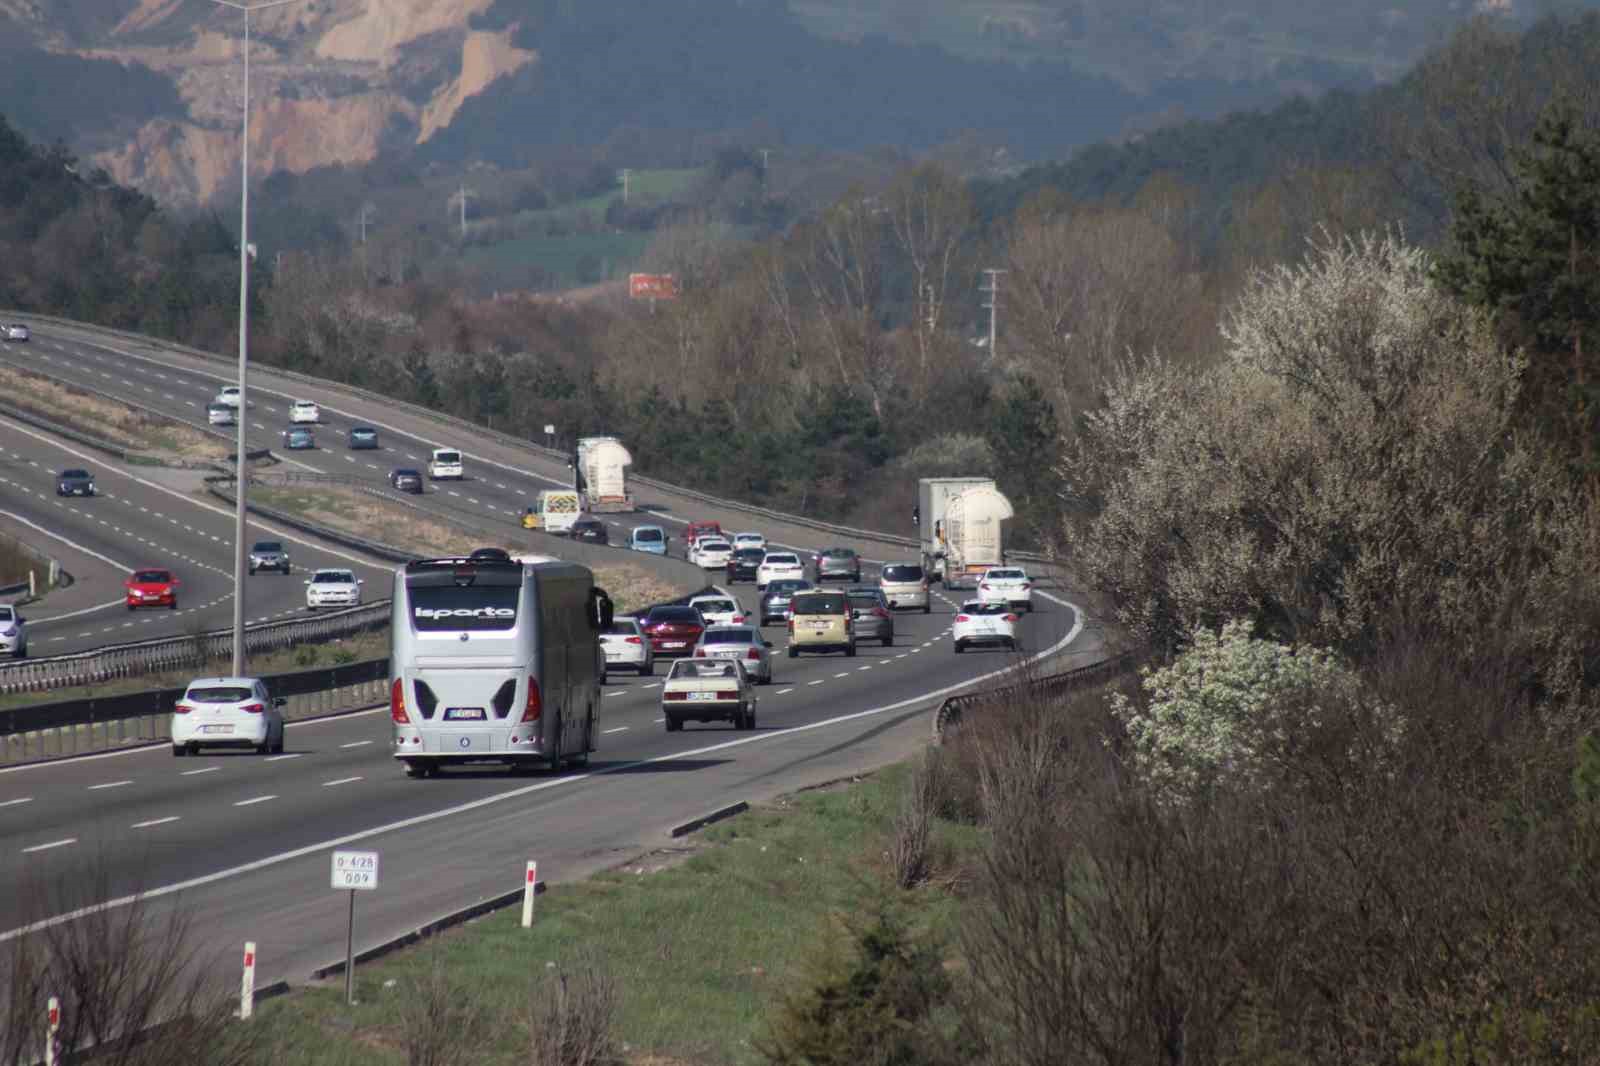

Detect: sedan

[390,468,424,494]
[693,624,774,684]
[0,604,28,658]
[726,547,764,584]
[813,547,862,583]
[4,323,29,342]
[214,386,242,408]
[661,658,757,732]
[977,567,1034,611]
[756,551,805,591]
[289,400,321,424]
[758,578,812,626]
[570,518,609,545]
[171,677,286,756]
[56,468,95,496]
[690,538,733,569]
[348,426,380,450]
[125,568,179,611]
[281,427,316,450]
[599,618,654,676]
[689,594,746,627]
[846,587,895,647]
[207,403,237,427]
[305,568,363,610]
[953,601,1019,653]
[640,605,706,658]
[732,532,767,552]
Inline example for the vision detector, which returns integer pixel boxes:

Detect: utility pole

[617,168,632,205]
[448,184,476,239]
[357,201,377,244]
[758,148,773,198]
[980,268,1006,361]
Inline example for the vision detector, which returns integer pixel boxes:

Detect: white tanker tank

[574,436,635,513]
[942,485,1014,589]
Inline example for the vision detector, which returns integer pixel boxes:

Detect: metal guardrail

[0,600,391,695]
[932,649,1143,742]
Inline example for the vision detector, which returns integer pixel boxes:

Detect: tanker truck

[917,477,998,584]
[942,484,1014,589]
[573,436,636,513]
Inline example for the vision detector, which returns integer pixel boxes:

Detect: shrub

[524,950,620,1066]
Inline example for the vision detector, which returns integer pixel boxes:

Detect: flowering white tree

[1111,620,1400,803]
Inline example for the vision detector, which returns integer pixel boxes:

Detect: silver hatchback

[845,587,895,647]
[693,625,775,684]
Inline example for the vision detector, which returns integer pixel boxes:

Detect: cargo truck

[574,436,636,513]
[917,477,996,583]
[530,489,581,535]
[942,485,1014,589]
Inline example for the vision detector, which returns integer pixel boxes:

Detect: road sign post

[240,941,257,1020]
[45,996,60,1066]
[331,850,379,1005]
[522,860,538,928]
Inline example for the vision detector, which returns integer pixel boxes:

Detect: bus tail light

[390,678,410,724]
[521,679,543,723]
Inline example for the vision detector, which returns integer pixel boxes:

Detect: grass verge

[256,761,972,1066]
[0,364,226,459]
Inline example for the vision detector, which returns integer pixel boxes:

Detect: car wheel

[255,737,270,755]
[403,760,427,779]
[639,661,653,677]
[172,745,186,757]
[169,599,178,611]
[846,642,857,658]
[665,715,682,733]
[954,640,966,654]
[882,635,892,647]
[127,603,136,612]
[271,728,285,754]
[923,603,931,615]
[1007,638,1018,652]
[787,646,798,658]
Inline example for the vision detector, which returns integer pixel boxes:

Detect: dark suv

[248,540,291,575]
[56,468,95,497]
[390,468,423,494]
[726,547,764,583]
[813,547,861,583]
[570,518,609,545]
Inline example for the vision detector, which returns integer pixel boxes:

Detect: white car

[693,624,774,684]
[599,617,654,676]
[0,604,28,658]
[206,402,237,426]
[289,399,321,424]
[171,676,286,756]
[428,448,464,480]
[214,385,242,408]
[732,532,767,552]
[689,593,746,627]
[977,567,1034,611]
[4,323,29,342]
[304,567,363,610]
[879,562,930,613]
[756,551,805,590]
[953,601,1018,654]
[690,538,733,569]
[660,658,758,732]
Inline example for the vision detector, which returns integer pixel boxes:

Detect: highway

[0,318,1101,992]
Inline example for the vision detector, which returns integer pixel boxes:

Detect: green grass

[255,762,974,1065]
[461,230,654,288]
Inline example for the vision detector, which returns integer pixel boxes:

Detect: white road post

[522,860,538,928]
[45,995,60,1066]
[240,941,257,1020]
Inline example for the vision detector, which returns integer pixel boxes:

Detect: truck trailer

[917,477,996,583]
[574,436,636,513]
[942,484,1014,589]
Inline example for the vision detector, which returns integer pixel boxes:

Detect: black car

[726,547,764,583]
[56,468,95,497]
[570,518,608,545]
[390,468,423,494]
[348,426,380,450]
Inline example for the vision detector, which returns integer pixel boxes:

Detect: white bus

[390,556,613,777]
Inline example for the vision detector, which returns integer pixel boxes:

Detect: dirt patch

[0,365,226,460]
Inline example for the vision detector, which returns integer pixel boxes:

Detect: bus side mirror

[589,587,614,631]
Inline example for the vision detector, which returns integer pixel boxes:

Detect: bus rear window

[409,586,519,631]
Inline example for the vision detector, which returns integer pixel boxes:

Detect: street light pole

[213,0,303,677]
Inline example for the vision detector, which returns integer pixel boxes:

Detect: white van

[428,448,464,480]
[535,489,581,535]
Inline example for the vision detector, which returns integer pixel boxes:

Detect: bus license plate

[444,707,486,721]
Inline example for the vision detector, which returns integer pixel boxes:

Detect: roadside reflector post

[331,850,379,1006]
[522,860,538,927]
[240,941,256,1021]
[45,995,60,1066]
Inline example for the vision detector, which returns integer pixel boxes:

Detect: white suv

[0,604,28,658]
[689,539,733,570]
[428,448,463,480]
[171,677,285,756]
[977,567,1033,612]
[289,399,320,423]
[756,551,804,591]
[214,385,242,408]
[304,568,363,610]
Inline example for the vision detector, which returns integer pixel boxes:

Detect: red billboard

[628,273,679,300]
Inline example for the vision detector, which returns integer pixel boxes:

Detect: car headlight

[0,626,14,636]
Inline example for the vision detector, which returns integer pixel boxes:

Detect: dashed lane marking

[322,777,363,787]
[87,780,133,790]
[233,795,276,807]
[21,838,76,854]
[131,817,179,829]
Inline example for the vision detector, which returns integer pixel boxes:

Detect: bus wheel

[403,760,426,778]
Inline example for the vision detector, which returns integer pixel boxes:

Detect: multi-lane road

[0,319,1102,990]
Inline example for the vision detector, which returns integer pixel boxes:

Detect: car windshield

[823,549,855,559]
[0,607,15,622]
[60,469,87,478]
[435,451,461,463]
[395,469,419,478]
[352,428,375,438]
[703,629,755,645]
[792,593,848,615]
[848,595,880,610]
[312,571,353,584]
[187,686,254,703]
[987,570,1026,581]
[734,548,764,561]
[768,580,809,595]
[882,565,924,582]
[252,542,283,552]
[603,620,640,636]
[672,660,739,679]
[132,570,172,583]
[964,603,1010,616]
[764,554,799,566]
[699,541,730,552]
[695,599,736,614]
[647,607,702,624]
[736,534,761,542]
[634,528,663,542]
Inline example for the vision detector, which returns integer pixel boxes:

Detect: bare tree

[884,164,975,377]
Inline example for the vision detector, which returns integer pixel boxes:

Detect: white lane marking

[87,780,133,791]
[808,679,825,686]
[0,508,132,572]
[322,777,363,787]
[606,690,627,697]
[858,666,872,671]
[776,688,794,695]
[233,795,276,807]
[22,838,76,854]
[602,726,629,734]
[833,672,850,678]
[180,767,219,776]
[264,754,303,763]
[642,683,659,689]
[0,797,33,808]
[131,817,180,829]
[339,740,373,749]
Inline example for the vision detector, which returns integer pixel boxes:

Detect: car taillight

[390,678,409,724]
[716,690,738,700]
[1004,614,1019,623]
[1022,583,1032,590]
[521,679,543,723]
[626,636,642,645]
[873,607,889,619]
[664,692,687,701]
[732,615,745,624]
[980,583,991,590]
[695,648,707,657]
[746,648,761,660]
[787,620,794,634]
[241,702,265,714]
[956,614,970,622]
[173,702,192,715]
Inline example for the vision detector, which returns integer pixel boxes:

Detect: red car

[126,568,180,611]
[684,520,723,547]
[639,605,705,658]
